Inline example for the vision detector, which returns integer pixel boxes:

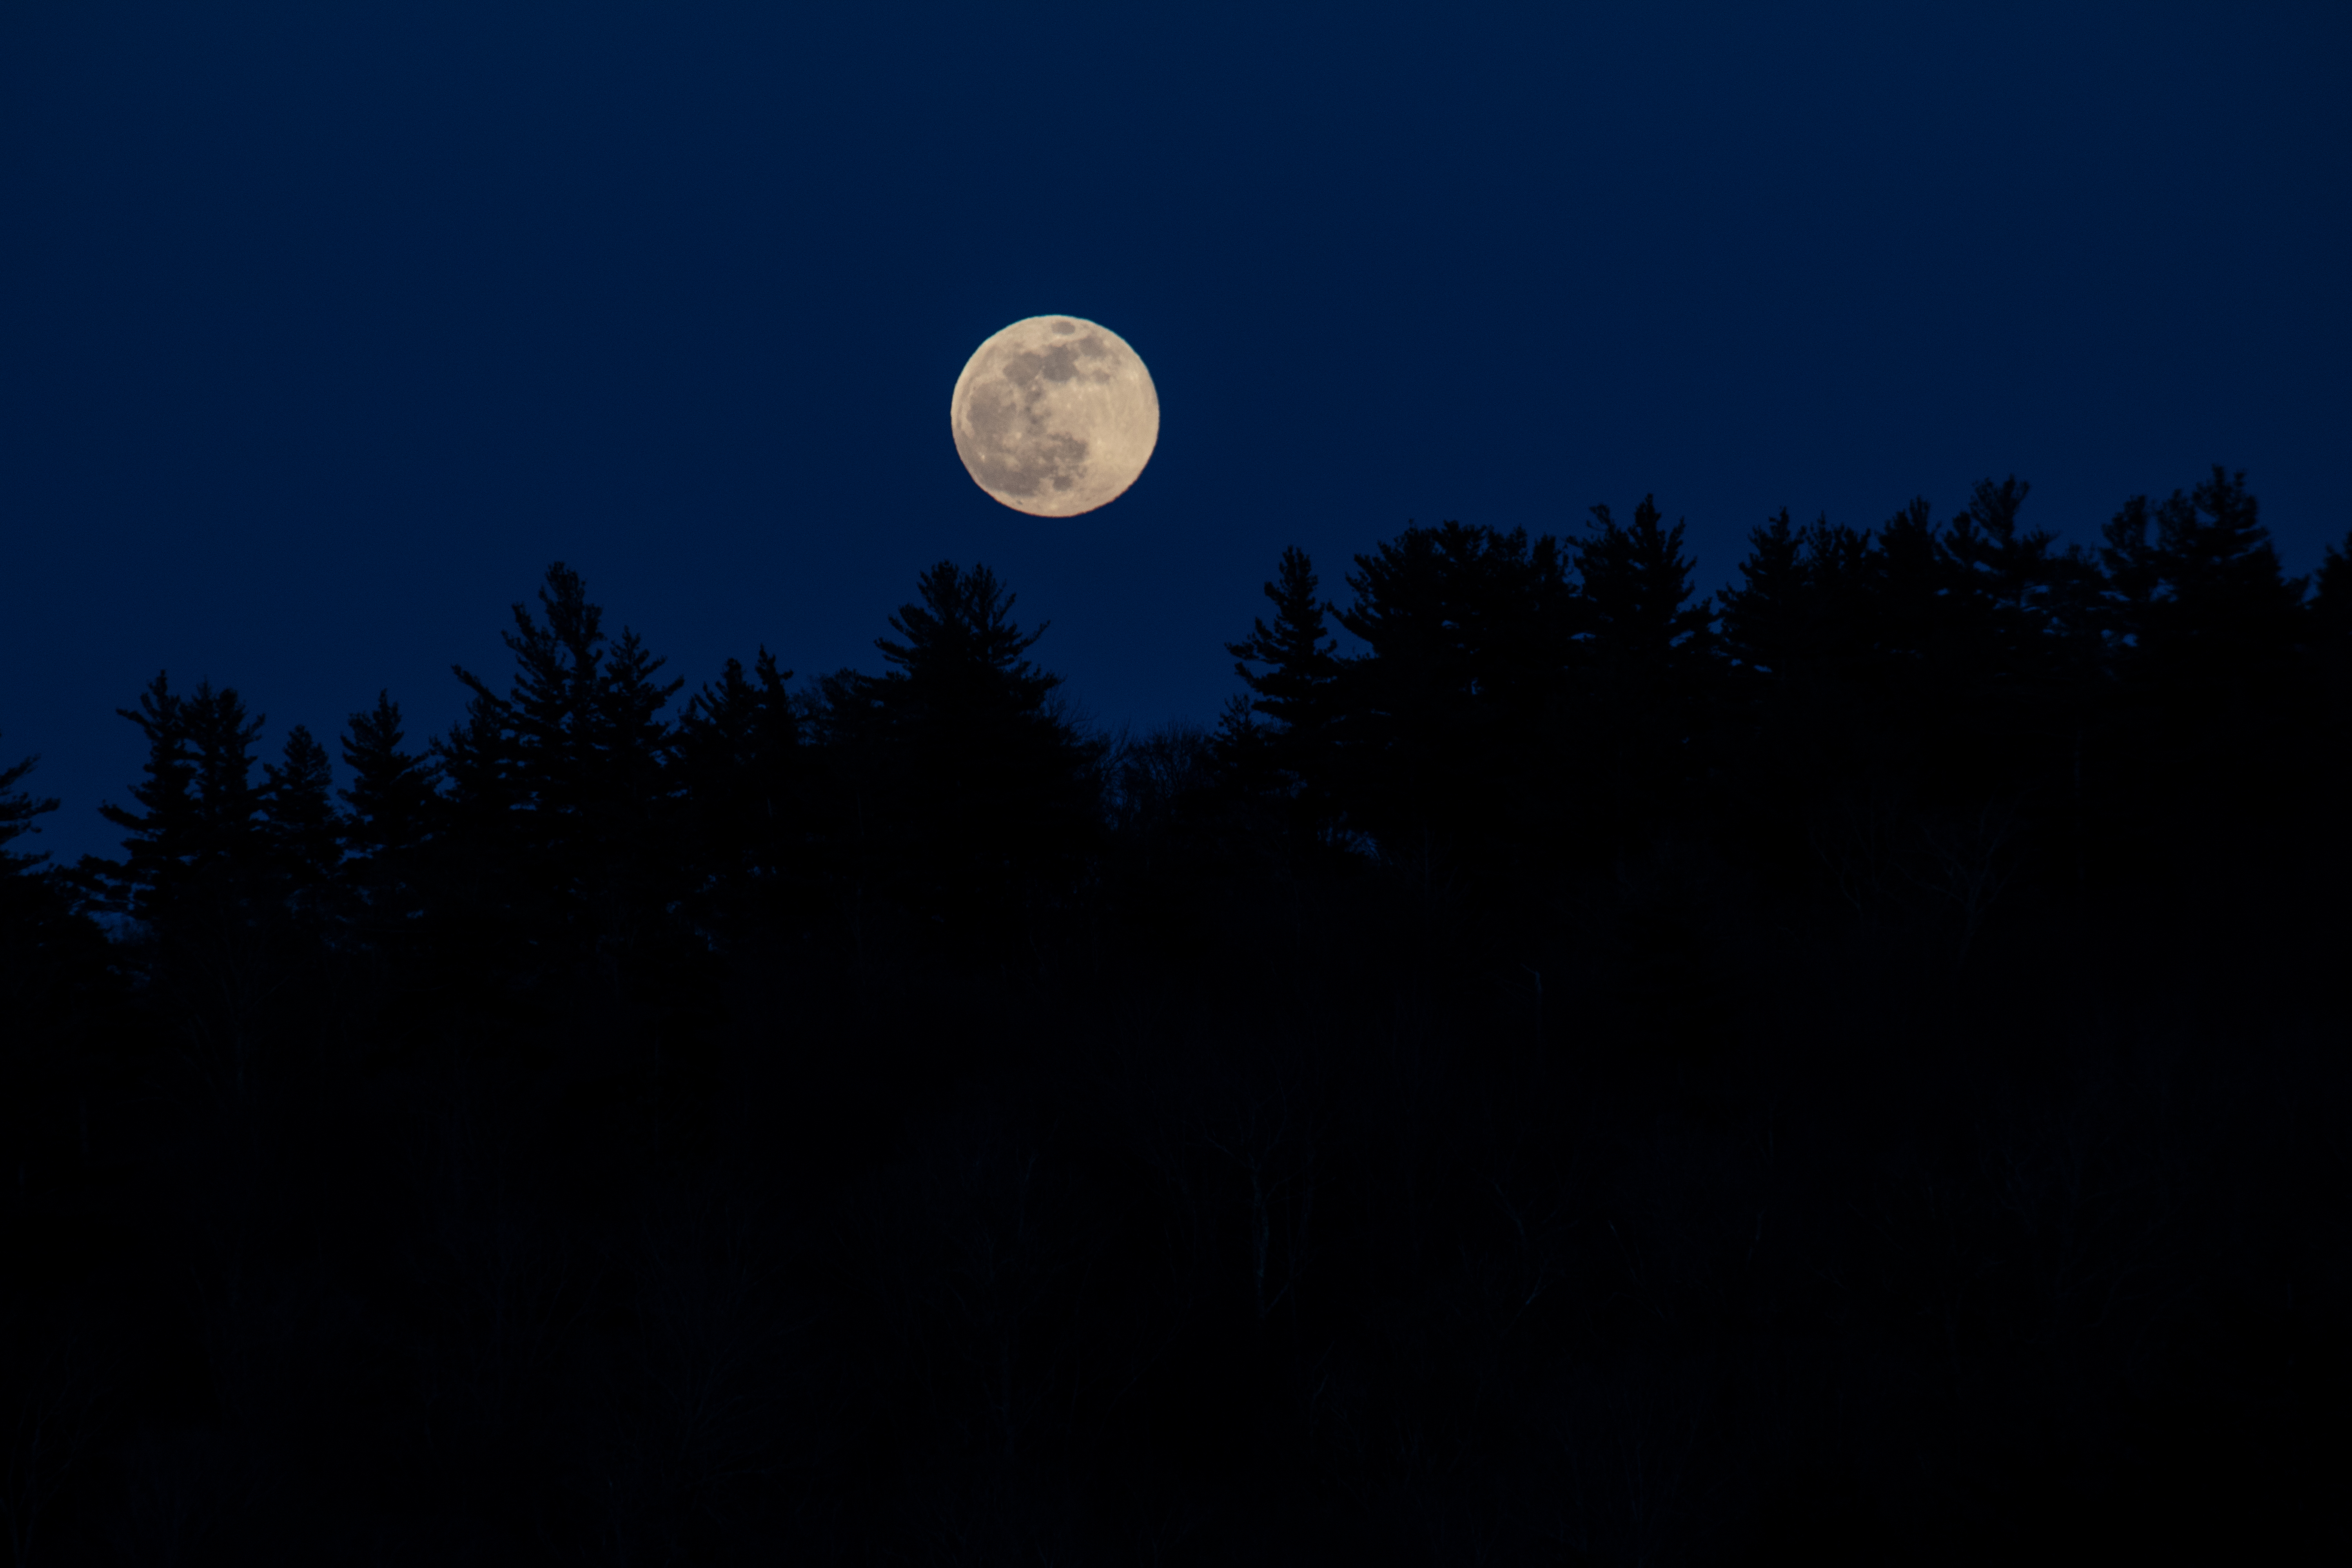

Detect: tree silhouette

[1939,475,2105,682]
[261,724,341,922]
[1574,496,1715,684]
[437,562,686,986]
[1,739,113,1033]
[1223,545,1349,861]
[423,671,530,984]
[2315,528,2352,650]
[324,689,438,979]
[1571,495,1721,857]
[2099,465,2308,689]
[1716,507,1808,679]
[78,672,197,929]
[338,692,436,877]
[670,646,806,949]
[0,740,105,1031]
[0,737,61,877]
[1333,520,1579,892]
[14,463,2351,1566]
[2096,466,2313,880]
[834,561,1103,951]
[188,684,264,818]
[590,618,691,968]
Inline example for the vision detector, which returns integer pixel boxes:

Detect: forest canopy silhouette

[4,464,2348,1564]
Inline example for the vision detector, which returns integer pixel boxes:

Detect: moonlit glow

[950,315,1159,517]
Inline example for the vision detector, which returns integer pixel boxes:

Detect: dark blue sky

[5,2,2347,872]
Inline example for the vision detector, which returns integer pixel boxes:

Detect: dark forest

[4,466,2348,1565]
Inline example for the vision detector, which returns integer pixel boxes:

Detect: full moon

[951,316,1159,517]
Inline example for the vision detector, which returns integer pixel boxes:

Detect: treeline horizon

[6,462,2349,979]
[2,461,2348,1565]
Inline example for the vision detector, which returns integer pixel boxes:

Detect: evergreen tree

[1939,475,2106,690]
[1716,508,1807,677]
[842,561,1102,946]
[1808,498,1996,808]
[338,691,440,954]
[1223,545,1347,852]
[1795,515,1880,669]
[1933,476,2107,855]
[1716,515,1867,883]
[1871,496,1964,669]
[2096,467,2318,880]
[671,646,806,946]
[2099,465,2308,689]
[1570,496,1720,853]
[430,688,521,857]
[261,724,342,916]
[2314,528,2352,650]
[588,621,690,950]
[0,737,61,876]
[1227,545,1344,741]
[1334,520,1580,888]
[437,563,685,980]
[421,684,530,977]
[1574,496,1715,681]
[181,679,269,901]
[0,743,108,1011]
[79,672,198,927]
[339,691,438,868]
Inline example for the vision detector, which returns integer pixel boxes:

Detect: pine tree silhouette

[2315,528,2352,650]
[338,691,439,957]
[1223,544,1348,858]
[2096,466,2312,880]
[2099,465,2308,690]
[1574,496,1715,684]
[671,647,806,948]
[180,679,269,907]
[339,691,437,869]
[1717,507,1808,679]
[425,675,527,976]
[78,672,198,928]
[1334,520,1580,893]
[438,563,686,986]
[838,561,1102,950]
[261,724,342,923]
[0,741,116,1152]
[1940,476,2105,662]
[1571,495,1720,857]
[0,737,61,877]
[1931,477,2107,874]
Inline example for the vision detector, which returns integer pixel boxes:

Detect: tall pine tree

[0,738,60,877]
[262,724,342,923]
[670,647,806,948]
[1334,521,1580,891]
[437,563,686,985]
[838,561,1103,949]
[338,691,439,954]
[80,673,198,929]
[1,741,118,1159]
[1571,496,1720,856]
[2097,466,2314,881]
[1716,508,1807,679]
[1223,545,1348,854]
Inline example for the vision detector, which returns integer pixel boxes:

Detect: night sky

[6,2,2347,875]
